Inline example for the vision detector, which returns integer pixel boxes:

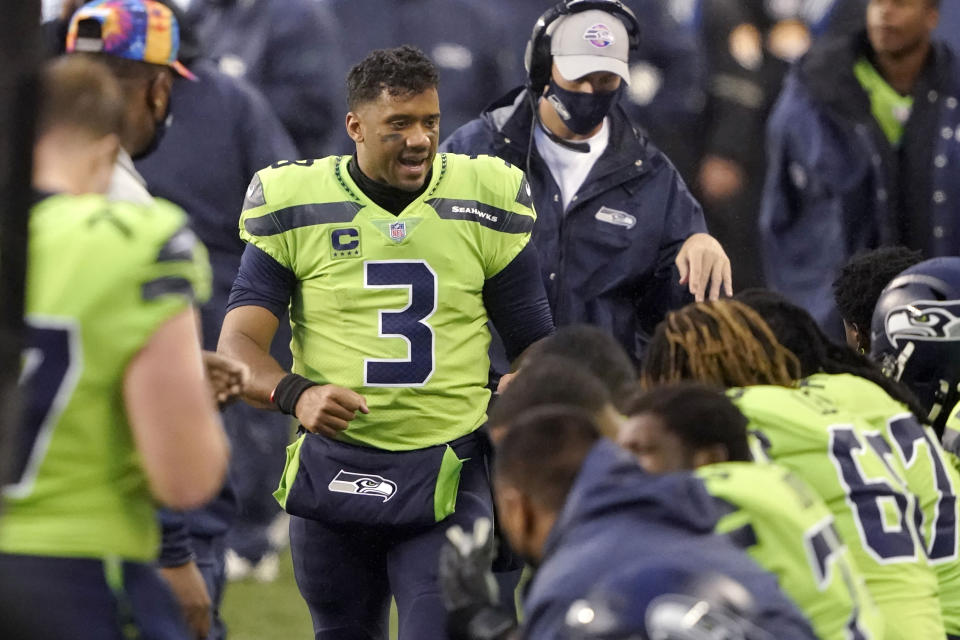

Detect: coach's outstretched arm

[219,245,368,438]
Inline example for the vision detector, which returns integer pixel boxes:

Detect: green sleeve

[238,169,294,270]
[477,158,537,278]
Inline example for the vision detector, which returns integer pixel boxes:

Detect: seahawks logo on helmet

[328,470,397,502]
[885,301,960,346]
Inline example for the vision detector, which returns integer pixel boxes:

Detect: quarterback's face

[867,0,938,57]
[348,87,440,192]
[617,413,693,473]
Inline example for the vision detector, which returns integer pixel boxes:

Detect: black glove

[439,518,517,640]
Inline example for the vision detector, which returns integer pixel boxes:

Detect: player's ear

[147,71,174,121]
[346,111,364,144]
[692,443,730,468]
[493,485,528,549]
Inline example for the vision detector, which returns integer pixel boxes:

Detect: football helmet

[564,561,773,640]
[870,257,960,433]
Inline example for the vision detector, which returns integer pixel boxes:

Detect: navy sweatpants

[289,433,495,640]
[0,553,189,640]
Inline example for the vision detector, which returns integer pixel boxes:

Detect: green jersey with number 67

[0,193,211,562]
[804,373,960,636]
[239,153,536,451]
[730,377,946,640]
[697,461,884,640]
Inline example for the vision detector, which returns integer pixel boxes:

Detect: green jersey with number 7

[0,194,211,561]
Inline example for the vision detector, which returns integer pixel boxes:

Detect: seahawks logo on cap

[328,470,397,502]
[885,301,960,345]
[583,23,615,48]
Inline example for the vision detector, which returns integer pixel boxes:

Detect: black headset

[524,0,641,97]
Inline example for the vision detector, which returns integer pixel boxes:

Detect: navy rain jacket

[760,33,960,334]
[521,441,817,640]
[442,88,706,363]
[136,59,297,563]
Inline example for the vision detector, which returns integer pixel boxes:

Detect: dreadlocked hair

[832,246,923,338]
[735,288,930,422]
[641,300,800,389]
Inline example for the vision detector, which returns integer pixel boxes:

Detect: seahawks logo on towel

[885,301,960,345]
[328,470,397,502]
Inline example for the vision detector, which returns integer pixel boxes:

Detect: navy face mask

[133,98,174,161]
[544,81,623,135]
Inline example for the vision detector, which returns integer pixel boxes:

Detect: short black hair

[346,45,439,110]
[623,383,751,463]
[494,405,600,512]
[524,324,637,406]
[735,288,929,421]
[832,246,924,334]
[489,355,611,429]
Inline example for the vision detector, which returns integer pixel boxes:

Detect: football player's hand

[676,233,733,302]
[159,561,212,640]
[295,384,369,437]
[201,350,249,406]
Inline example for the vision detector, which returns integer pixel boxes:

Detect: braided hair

[641,300,800,389]
[735,289,929,421]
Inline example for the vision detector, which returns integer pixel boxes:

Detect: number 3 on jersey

[363,260,437,387]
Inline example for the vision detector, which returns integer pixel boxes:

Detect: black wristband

[272,373,318,415]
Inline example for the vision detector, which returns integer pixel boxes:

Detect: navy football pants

[290,436,496,640]
[0,553,189,640]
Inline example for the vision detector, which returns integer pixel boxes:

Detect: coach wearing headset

[442,0,732,369]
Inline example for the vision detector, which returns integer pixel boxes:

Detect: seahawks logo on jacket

[885,300,960,345]
[328,470,397,502]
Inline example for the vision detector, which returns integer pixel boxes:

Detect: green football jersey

[731,379,946,640]
[697,462,884,640]
[803,373,960,635]
[0,194,211,562]
[239,154,535,450]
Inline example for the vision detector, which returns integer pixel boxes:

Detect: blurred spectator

[324,0,510,144]
[183,0,345,157]
[683,0,867,291]
[443,3,730,371]
[760,0,960,337]
[133,1,299,636]
[935,0,960,53]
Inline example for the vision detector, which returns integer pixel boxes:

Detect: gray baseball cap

[550,10,631,84]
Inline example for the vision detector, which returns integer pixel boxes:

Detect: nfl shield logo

[389,221,407,241]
